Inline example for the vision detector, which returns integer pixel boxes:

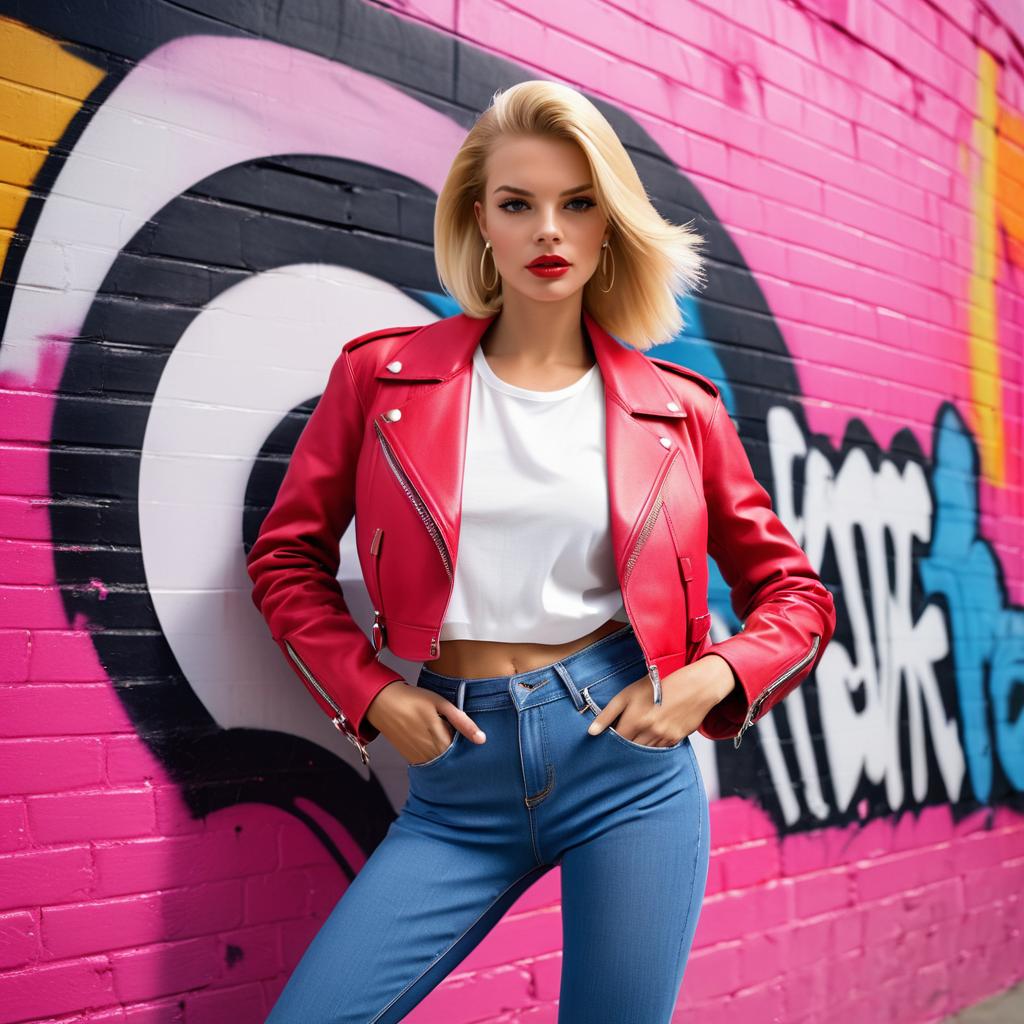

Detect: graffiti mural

[1,1,1021,1021]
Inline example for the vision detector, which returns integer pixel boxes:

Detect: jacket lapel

[371,308,689,585]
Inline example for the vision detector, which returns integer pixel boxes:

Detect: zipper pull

[370,527,385,655]
[734,705,756,748]
[648,663,662,705]
[430,636,439,657]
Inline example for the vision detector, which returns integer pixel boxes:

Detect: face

[473,134,611,304]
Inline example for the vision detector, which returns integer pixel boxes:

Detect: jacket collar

[375,307,686,421]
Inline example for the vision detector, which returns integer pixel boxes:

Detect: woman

[249,80,836,1023]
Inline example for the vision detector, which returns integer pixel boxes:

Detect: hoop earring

[479,240,499,291]
[600,239,615,293]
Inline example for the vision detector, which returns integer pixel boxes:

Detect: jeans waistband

[416,622,646,713]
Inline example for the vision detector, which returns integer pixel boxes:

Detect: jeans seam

[433,655,645,719]
[606,726,686,753]
[366,865,548,1024]
[524,709,555,811]
[670,742,704,995]
[581,690,684,753]
[407,728,460,770]
[528,655,647,713]
[581,654,649,691]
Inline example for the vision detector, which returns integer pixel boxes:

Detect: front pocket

[408,727,460,769]
[580,684,685,753]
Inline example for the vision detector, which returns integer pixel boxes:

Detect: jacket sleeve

[245,343,404,762]
[697,394,836,747]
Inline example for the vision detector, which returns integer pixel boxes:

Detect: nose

[535,206,562,244]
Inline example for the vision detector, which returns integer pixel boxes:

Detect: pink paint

[0,3,1021,1023]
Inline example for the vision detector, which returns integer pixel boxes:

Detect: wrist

[365,678,407,730]
[700,653,738,703]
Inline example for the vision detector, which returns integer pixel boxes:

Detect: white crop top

[439,343,631,643]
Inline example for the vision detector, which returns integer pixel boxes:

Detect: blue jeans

[265,623,710,1023]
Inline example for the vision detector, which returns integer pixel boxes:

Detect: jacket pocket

[678,554,712,657]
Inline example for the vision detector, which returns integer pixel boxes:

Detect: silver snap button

[386,360,402,373]
[384,408,402,422]
[666,401,680,412]
[659,436,672,448]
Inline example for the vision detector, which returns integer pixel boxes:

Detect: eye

[497,197,597,213]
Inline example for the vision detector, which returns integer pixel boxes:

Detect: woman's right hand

[366,681,487,766]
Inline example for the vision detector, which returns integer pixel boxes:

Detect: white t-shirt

[439,343,630,643]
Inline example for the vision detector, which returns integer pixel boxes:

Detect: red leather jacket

[246,308,836,765]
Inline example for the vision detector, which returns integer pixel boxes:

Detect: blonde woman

[251,80,835,1023]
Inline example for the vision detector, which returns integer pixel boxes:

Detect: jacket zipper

[369,526,386,656]
[374,421,453,582]
[623,492,663,585]
[283,639,370,765]
[374,419,455,658]
[621,481,668,705]
[733,632,821,749]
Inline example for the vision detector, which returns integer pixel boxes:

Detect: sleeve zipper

[283,638,371,765]
[733,633,821,749]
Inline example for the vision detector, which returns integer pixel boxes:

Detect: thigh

[266,810,550,1024]
[555,739,711,1024]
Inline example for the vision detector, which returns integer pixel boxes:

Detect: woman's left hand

[586,654,738,747]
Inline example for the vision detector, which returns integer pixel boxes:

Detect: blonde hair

[433,80,708,350]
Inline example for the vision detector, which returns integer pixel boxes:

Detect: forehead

[485,134,590,183]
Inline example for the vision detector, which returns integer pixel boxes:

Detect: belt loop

[456,679,467,712]
[552,662,586,712]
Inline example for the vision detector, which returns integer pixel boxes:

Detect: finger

[587,696,620,736]
[438,704,486,743]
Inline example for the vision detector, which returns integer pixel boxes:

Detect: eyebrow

[493,183,593,197]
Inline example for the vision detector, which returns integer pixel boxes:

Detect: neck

[481,296,593,370]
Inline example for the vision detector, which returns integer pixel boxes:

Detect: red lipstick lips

[527,253,571,278]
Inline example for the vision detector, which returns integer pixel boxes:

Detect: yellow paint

[0,16,105,268]
[967,49,1004,487]
[996,89,1024,279]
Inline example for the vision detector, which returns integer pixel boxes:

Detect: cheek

[488,219,523,255]
[579,218,607,251]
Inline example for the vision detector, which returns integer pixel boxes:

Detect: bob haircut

[434,79,708,351]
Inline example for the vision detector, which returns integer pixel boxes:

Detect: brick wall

[0,1,1021,1021]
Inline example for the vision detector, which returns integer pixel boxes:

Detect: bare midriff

[426,615,628,679]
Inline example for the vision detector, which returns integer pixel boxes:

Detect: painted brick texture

[0,1,1021,1022]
